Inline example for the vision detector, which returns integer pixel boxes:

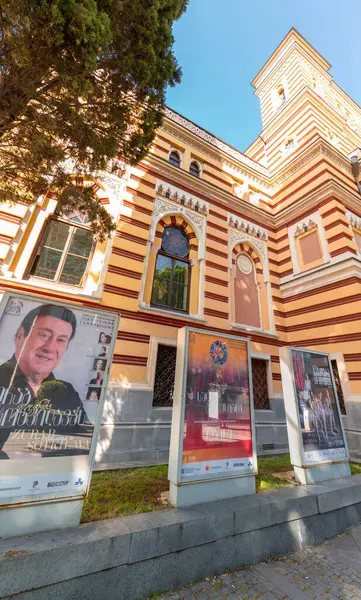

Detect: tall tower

[246,29,361,172]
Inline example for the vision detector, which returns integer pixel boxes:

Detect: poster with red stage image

[180,330,256,482]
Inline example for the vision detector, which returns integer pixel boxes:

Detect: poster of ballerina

[180,330,256,482]
[290,348,347,465]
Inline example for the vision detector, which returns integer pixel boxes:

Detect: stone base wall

[1,476,361,600]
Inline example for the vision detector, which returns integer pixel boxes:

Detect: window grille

[331,360,346,415]
[153,345,176,407]
[251,358,270,410]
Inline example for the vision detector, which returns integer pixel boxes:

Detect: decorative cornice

[227,213,268,240]
[162,124,272,192]
[346,210,361,231]
[280,256,361,298]
[164,108,269,177]
[272,140,352,189]
[156,180,209,215]
[221,160,272,191]
[294,218,317,237]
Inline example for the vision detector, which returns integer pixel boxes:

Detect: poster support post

[0,292,119,537]
[280,346,350,484]
[168,327,257,507]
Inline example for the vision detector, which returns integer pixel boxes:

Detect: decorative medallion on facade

[237,254,253,274]
[228,228,269,280]
[294,218,317,237]
[228,213,268,240]
[156,181,209,215]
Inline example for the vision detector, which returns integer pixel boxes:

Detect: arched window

[284,137,295,151]
[28,212,94,286]
[151,226,190,311]
[169,150,181,168]
[278,87,286,103]
[234,254,261,328]
[189,160,200,177]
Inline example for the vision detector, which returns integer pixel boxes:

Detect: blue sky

[166,0,361,151]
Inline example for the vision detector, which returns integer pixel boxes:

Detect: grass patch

[351,462,361,476]
[81,464,169,523]
[81,455,359,523]
[256,454,293,493]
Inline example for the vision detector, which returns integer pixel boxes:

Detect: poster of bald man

[0,293,118,506]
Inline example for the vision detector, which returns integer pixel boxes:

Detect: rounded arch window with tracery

[152,226,190,312]
[161,226,189,257]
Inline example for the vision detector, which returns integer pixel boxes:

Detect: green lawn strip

[81,456,359,523]
[256,454,293,493]
[350,462,361,476]
[81,464,169,523]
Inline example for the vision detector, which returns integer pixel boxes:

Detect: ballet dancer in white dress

[323,389,339,435]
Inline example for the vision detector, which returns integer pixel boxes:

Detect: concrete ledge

[1,475,361,600]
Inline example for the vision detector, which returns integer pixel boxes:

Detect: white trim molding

[287,209,329,276]
[346,209,361,230]
[280,255,361,297]
[139,195,207,321]
[330,352,351,405]
[228,228,270,280]
[0,167,129,298]
[156,180,209,215]
[163,107,269,176]
[189,158,203,179]
[231,322,278,338]
[109,336,177,391]
[228,228,275,334]
[169,147,184,167]
[228,212,268,240]
[150,196,207,261]
[346,209,361,256]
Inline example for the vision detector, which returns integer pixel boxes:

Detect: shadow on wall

[95,386,172,465]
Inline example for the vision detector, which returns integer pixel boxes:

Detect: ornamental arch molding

[151,197,206,261]
[0,163,130,290]
[228,229,269,281]
[61,158,131,221]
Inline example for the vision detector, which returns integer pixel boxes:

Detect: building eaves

[164,107,269,179]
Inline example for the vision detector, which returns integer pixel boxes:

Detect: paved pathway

[154,524,361,600]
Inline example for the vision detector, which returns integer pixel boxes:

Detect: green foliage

[81,464,169,522]
[350,462,361,476]
[0,0,188,238]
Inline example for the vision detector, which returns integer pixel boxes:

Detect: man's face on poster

[15,316,72,379]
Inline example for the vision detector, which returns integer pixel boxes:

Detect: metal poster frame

[169,327,258,485]
[0,290,119,507]
[288,346,349,468]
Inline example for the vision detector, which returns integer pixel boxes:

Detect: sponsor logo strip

[303,447,347,465]
[0,471,88,500]
[181,457,254,481]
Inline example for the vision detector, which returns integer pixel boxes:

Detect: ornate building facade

[1,29,361,465]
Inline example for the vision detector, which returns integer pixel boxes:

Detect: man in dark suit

[0,303,90,459]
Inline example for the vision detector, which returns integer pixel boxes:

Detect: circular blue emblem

[209,340,228,366]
